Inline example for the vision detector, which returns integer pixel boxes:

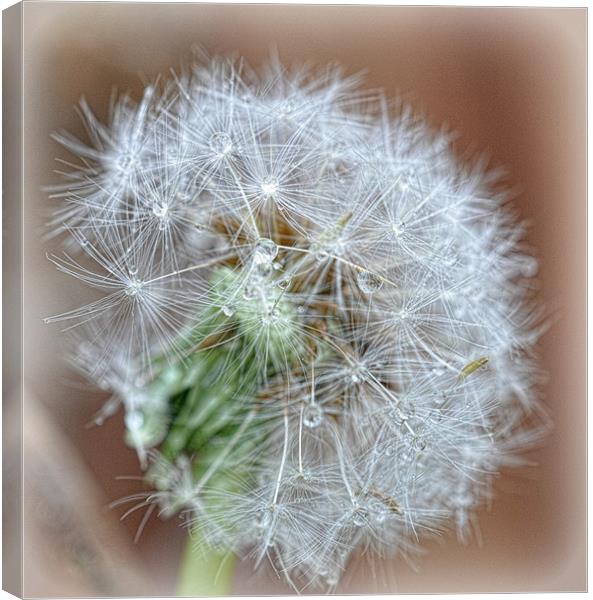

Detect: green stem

[176,528,236,597]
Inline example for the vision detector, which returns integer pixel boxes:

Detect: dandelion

[46,53,547,593]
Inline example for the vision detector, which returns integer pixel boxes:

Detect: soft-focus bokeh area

[8,3,585,596]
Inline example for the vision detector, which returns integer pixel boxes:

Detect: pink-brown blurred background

[10,3,586,596]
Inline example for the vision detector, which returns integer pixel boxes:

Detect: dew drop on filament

[277,277,291,290]
[352,506,369,527]
[253,238,278,265]
[255,506,274,530]
[243,285,256,301]
[356,270,384,294]
[302,404,324,429]
[209,132,233,157]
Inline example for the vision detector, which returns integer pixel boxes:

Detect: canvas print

[2,2,586,597]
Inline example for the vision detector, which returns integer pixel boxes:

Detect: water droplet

[43,318,50,324]
[222,305,234,317]
[412,436,427,452]
[302,404,324,428]
[352,506,368,527]
[118,152,138,173]
[129,265,138,276]
[242,286,256,300]
[277,277,291,290]
[296,305,305,314]
[356,270,384,294]
[255,506,274,529]
[79,236,89,247]
[274,100,295,121]
[253,238,278,265]
[350,363,368,384]
[209,132,233,157]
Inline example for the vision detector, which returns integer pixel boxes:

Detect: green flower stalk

[45,54,547,592]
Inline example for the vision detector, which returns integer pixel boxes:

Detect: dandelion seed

[460,357,490,379]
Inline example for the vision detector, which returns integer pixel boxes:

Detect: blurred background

[8,3,586,596]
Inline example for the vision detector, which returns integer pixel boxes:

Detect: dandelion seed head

[46,53,547,591]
